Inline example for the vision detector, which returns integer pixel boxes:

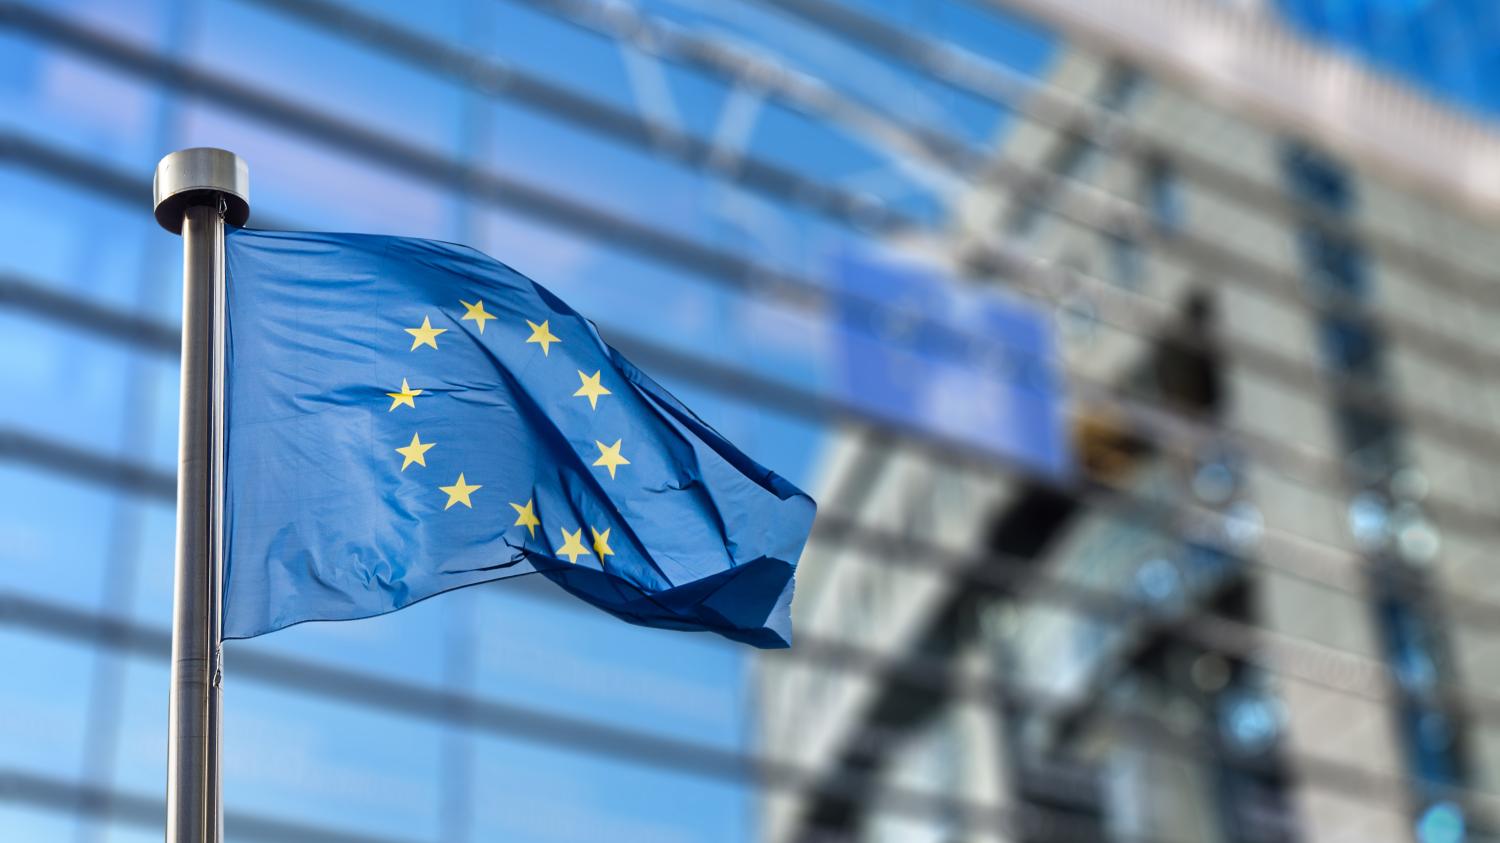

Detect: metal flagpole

[153,148,249,843]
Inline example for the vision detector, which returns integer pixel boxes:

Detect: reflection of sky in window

[177,103,454,237]
[192,0,469,155]
[664,379,828,492]
[0,170,158,314]
[0,467,118,609]
[484,1,641,112]
[24,0,171,49]
[477,93,889,266]
[0,37,166,170]
[468,730,749,843]
[2,0,1062,838]
[201,3,951,261]
[95,655,173,809]
[1416,800,1466,843]
[0,805,75,843]
[338,0,486,45]
[128,501,180,623]
[642,0,1047,147]
[1218,688,1283,754]
[468,204,839,421]
[0,315,125,442]
[142,359,183,467]
[818,0,1055,76]
[472,576,748,750]
[748,99,948,224]
[2,630,97,778]
[225,683,448,837]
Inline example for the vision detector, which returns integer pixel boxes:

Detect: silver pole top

[153,148,250,234]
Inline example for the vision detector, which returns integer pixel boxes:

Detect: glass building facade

[1,0,999,839]
[761,12,1500,843]
[4,1,1500,842]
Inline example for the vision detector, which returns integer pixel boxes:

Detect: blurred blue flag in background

[223,229,815,648]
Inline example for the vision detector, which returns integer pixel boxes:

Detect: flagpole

[153,148,249,843]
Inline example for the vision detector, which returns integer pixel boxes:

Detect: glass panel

[177,102,453,237]
[195,0,467,157]
[0,804,78,842]
[0,465,116,609]
[0,32,167,171]
[467,730,750,843]
[1283,141,1355,211]
[0,313,157,464]
[1145,155,1183,232]
[0,630,96,779]
[472,576,749,751]
[221,681,446,840]
[19,0,171,50]
[0,167,158,316]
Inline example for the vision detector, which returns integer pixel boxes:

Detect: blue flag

[222,229,815,648]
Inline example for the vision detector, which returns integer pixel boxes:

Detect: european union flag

[223,229,815,648]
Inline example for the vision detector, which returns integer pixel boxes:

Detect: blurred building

[5,0,1500,841]
[760,7,1500,843]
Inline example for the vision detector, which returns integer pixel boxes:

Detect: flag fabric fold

[222,228,814,648]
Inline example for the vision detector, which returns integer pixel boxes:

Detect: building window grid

[1281,141,1474,837]
[5,4,542,841]
[8,3,1500,834]
[1010,61,1148,242]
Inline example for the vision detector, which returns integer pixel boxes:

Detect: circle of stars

[383,301,633,567]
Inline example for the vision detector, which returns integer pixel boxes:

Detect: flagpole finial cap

[153,147,250,234]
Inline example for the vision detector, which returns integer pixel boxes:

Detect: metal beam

[7,415,1500,735]
[4,589,1494,830]
[985,0,1500,224]
[11,0,1500,411]
[741,0,1500,315]
[0,769,424,843]
[7,256,1500,643]
[8,130,1500,540]
[9,5,1500,484]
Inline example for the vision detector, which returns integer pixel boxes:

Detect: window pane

[0,466,117,609]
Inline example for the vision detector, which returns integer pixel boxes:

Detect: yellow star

[555,527,592,564]
[386,378,422,411]
[590,526,615,559]
[439,473,481,510]
[573,369,612,410]
[592,439,630,479]
[525,319,560,355]
[405,315,447,351]
[460,299,496,333]
[510,498,540,538]
[395,432,435,470]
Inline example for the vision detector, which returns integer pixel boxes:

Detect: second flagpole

[153,148,249,843]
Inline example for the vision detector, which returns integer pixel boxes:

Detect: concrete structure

[760,17,1500,843]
